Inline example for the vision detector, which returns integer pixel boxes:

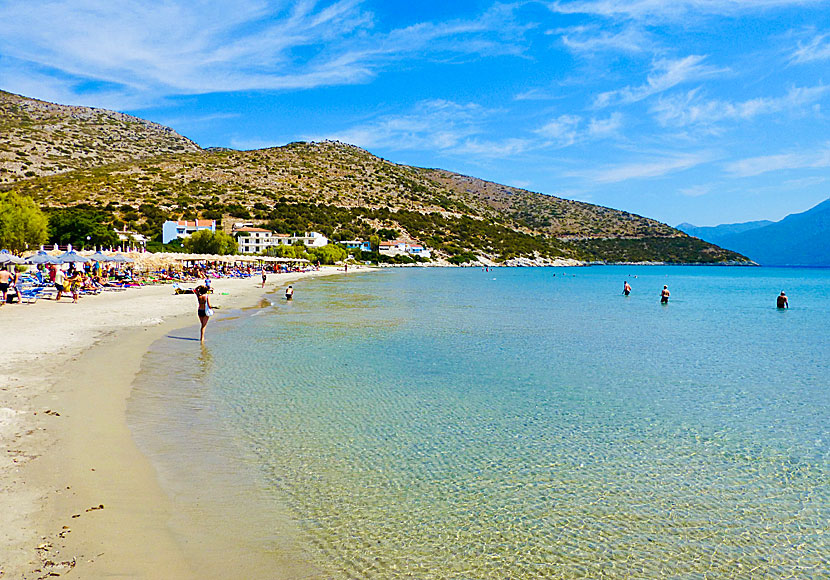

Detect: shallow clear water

[131,266,830,578]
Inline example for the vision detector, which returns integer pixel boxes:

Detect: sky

[2,1,830,226]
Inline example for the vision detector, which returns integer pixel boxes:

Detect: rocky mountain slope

[0,90,199,183]
[0,90,748,264]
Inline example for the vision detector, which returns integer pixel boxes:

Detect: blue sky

[2,0,830,226]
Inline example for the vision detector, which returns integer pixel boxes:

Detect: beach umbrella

[57,250,90,263]
[24,250,63,265]
[112,254,134,263]
[88,251,115,262]
[0,250,26,265]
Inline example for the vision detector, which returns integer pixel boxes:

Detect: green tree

[48,208,118,249]
[272,244,308,259]
[183,229,238,255]
[0,192,48,253]
[308,244,347,264]
[369,235,380,253]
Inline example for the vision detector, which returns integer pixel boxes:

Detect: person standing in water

[660,285,670,304]
[261,269,267,288]
[623,281,631,296]
[777,291,788,309]
[195,285,212,342]
[285,285,294,301]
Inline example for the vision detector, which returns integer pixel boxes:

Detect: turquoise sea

[129,266,830,579]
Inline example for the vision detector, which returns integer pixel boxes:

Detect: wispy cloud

[0,0,530,109]
[556,24,650,54]
[791,33,830,63]
[317,99,487,151]
[575,151,713,183]
[678,184,712,197]
[536,114,582,146]
[536,112,623,146]
[594,55,726,107]
[725,145,830,177]
[653,85,829,127]
[549,0,827,21]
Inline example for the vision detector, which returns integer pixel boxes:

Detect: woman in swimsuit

[195,285,212,342]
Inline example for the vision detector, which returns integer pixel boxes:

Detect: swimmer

[623,281,631,296]
[660,285,670,304]
[777,291,788,309]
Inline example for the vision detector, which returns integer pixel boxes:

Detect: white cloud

[791,33,830,63]
[0,0,530,109]
[536,115,582,146]
[725,146,830,177]
[588,112,623,136]
[653,85,829,127]
[557,24,650,54]
[678,184,712,197]
[594,55,726,107]
[318,99,487,152]
[453,138,533,158]
[576,151,713,183]
[549,0,826,21]
[535,112,623,146]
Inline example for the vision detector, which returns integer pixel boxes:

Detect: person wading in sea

[623,281,631,296]
[195,285,212,342]
[777,291,789,309]
[661,285,670,304]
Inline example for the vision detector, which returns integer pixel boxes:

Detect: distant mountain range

[677,198,830,266]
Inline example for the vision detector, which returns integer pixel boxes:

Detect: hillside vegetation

[0,90,199,183]
[0,91,749,264]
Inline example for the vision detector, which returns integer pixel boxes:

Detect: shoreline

[0,267,359,578]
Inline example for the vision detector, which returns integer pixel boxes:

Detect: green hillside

[0,91,750,264]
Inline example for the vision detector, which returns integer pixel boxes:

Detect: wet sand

[0,268,356,578]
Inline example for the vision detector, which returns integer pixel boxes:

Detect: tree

[183,229,238,255]
[272,244,308,259]
[308,244,347,264]
[48,208,118,248]
[0,192,48,253]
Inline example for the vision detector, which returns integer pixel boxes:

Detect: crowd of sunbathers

[2,260,320,305]
[1,262,142,305]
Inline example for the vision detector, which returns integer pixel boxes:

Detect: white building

[114,229,148,248]
[161,219,216,244]
[379,240,431,259]
[231,228,329,254]
[291,232,328,247]
[233,227,276,254]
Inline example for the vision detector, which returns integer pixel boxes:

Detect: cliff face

[0,91,750,264]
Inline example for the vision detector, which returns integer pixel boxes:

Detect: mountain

[676,220,773,245]
[0,90,749,265]
[712,199,830,266]
[0,90,199,183]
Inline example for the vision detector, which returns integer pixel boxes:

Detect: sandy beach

[0,267,353,579]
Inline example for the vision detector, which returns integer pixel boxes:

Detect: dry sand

[0,267,358,579]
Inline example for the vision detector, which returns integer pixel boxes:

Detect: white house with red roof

[162,219,217,244]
